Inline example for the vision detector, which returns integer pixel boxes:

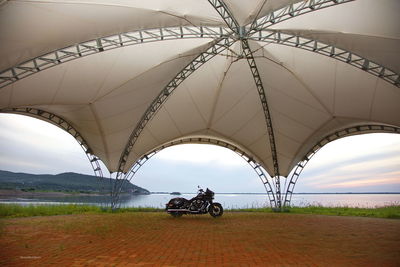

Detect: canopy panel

[223,0,304,26]
[0,0,225,70]
[0,0,399,177]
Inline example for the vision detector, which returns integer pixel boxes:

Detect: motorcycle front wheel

[209,203,223,217]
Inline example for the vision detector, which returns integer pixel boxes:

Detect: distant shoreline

[0,189,148,199]
[0,189,107,198]
[1,189,399,199]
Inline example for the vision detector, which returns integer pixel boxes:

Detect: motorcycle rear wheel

[209,203,223,217]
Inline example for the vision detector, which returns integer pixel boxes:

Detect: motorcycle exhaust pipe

[167,209,189,212]
[167,209,201,213]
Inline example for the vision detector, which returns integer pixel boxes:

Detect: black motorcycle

[166,187,223,218]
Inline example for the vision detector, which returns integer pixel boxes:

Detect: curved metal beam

[113,137,277,209]
[249,30,400,87]
[248,0,355,34]
[115,37,237,177]
[283,124,400,207]
[111,150,158,209]
[0,108,106,179]
[241,39,282,208]
[207,0,240,33]
[0,26,231,89]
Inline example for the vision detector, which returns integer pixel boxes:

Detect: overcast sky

[0,113,399,193]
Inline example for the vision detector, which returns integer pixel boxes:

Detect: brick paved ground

[0,212,399,266]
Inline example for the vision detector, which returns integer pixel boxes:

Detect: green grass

[0,204,163,218]
[229,205,400,219]
[228,207,274,213]
[107,207,164,213]
[285,205,400,219]
[1,203,399,219]
[0,204,102,218]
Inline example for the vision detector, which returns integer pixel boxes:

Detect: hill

[0,170,149,194]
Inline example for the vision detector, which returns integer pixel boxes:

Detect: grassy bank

[0,204,163,218]
[230,205,400,219]
[1,204,399,219]
[287,205,400,219]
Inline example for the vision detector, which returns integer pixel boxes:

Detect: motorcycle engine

[190,199,204,211]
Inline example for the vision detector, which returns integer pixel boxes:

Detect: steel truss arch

[248,0,355,33]
[115,37,237,177]
[207,0,240,33]
[112,137,277,209]
[283,125,400,207]
[249,31,400,87]
[0,26,231,89]
[241,39,282,208]
[0,108,105,178]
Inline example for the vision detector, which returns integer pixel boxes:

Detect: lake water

[1,193,399,208]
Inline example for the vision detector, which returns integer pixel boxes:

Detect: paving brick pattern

[1,212,399,266]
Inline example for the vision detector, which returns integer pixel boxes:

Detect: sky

[0,113,399,193]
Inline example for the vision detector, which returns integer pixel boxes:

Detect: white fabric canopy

[1,0,399,177]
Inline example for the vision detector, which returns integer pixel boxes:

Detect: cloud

[304,139,400,174]
[294,134,400,192]
[339,156,400,173]
[303,154,399,183]
[0,114,93,175]
[155,144,247,167]
[316,171,400,189]
[0,114,82,153]
[133,157,265,193]
[1,114,400,193]
[0,155,48,170]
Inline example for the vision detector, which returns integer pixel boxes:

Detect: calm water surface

[1,193,399,208]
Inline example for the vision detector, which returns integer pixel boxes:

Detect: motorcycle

[165,187,223,218]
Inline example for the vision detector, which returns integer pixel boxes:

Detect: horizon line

[151,192,400,195]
